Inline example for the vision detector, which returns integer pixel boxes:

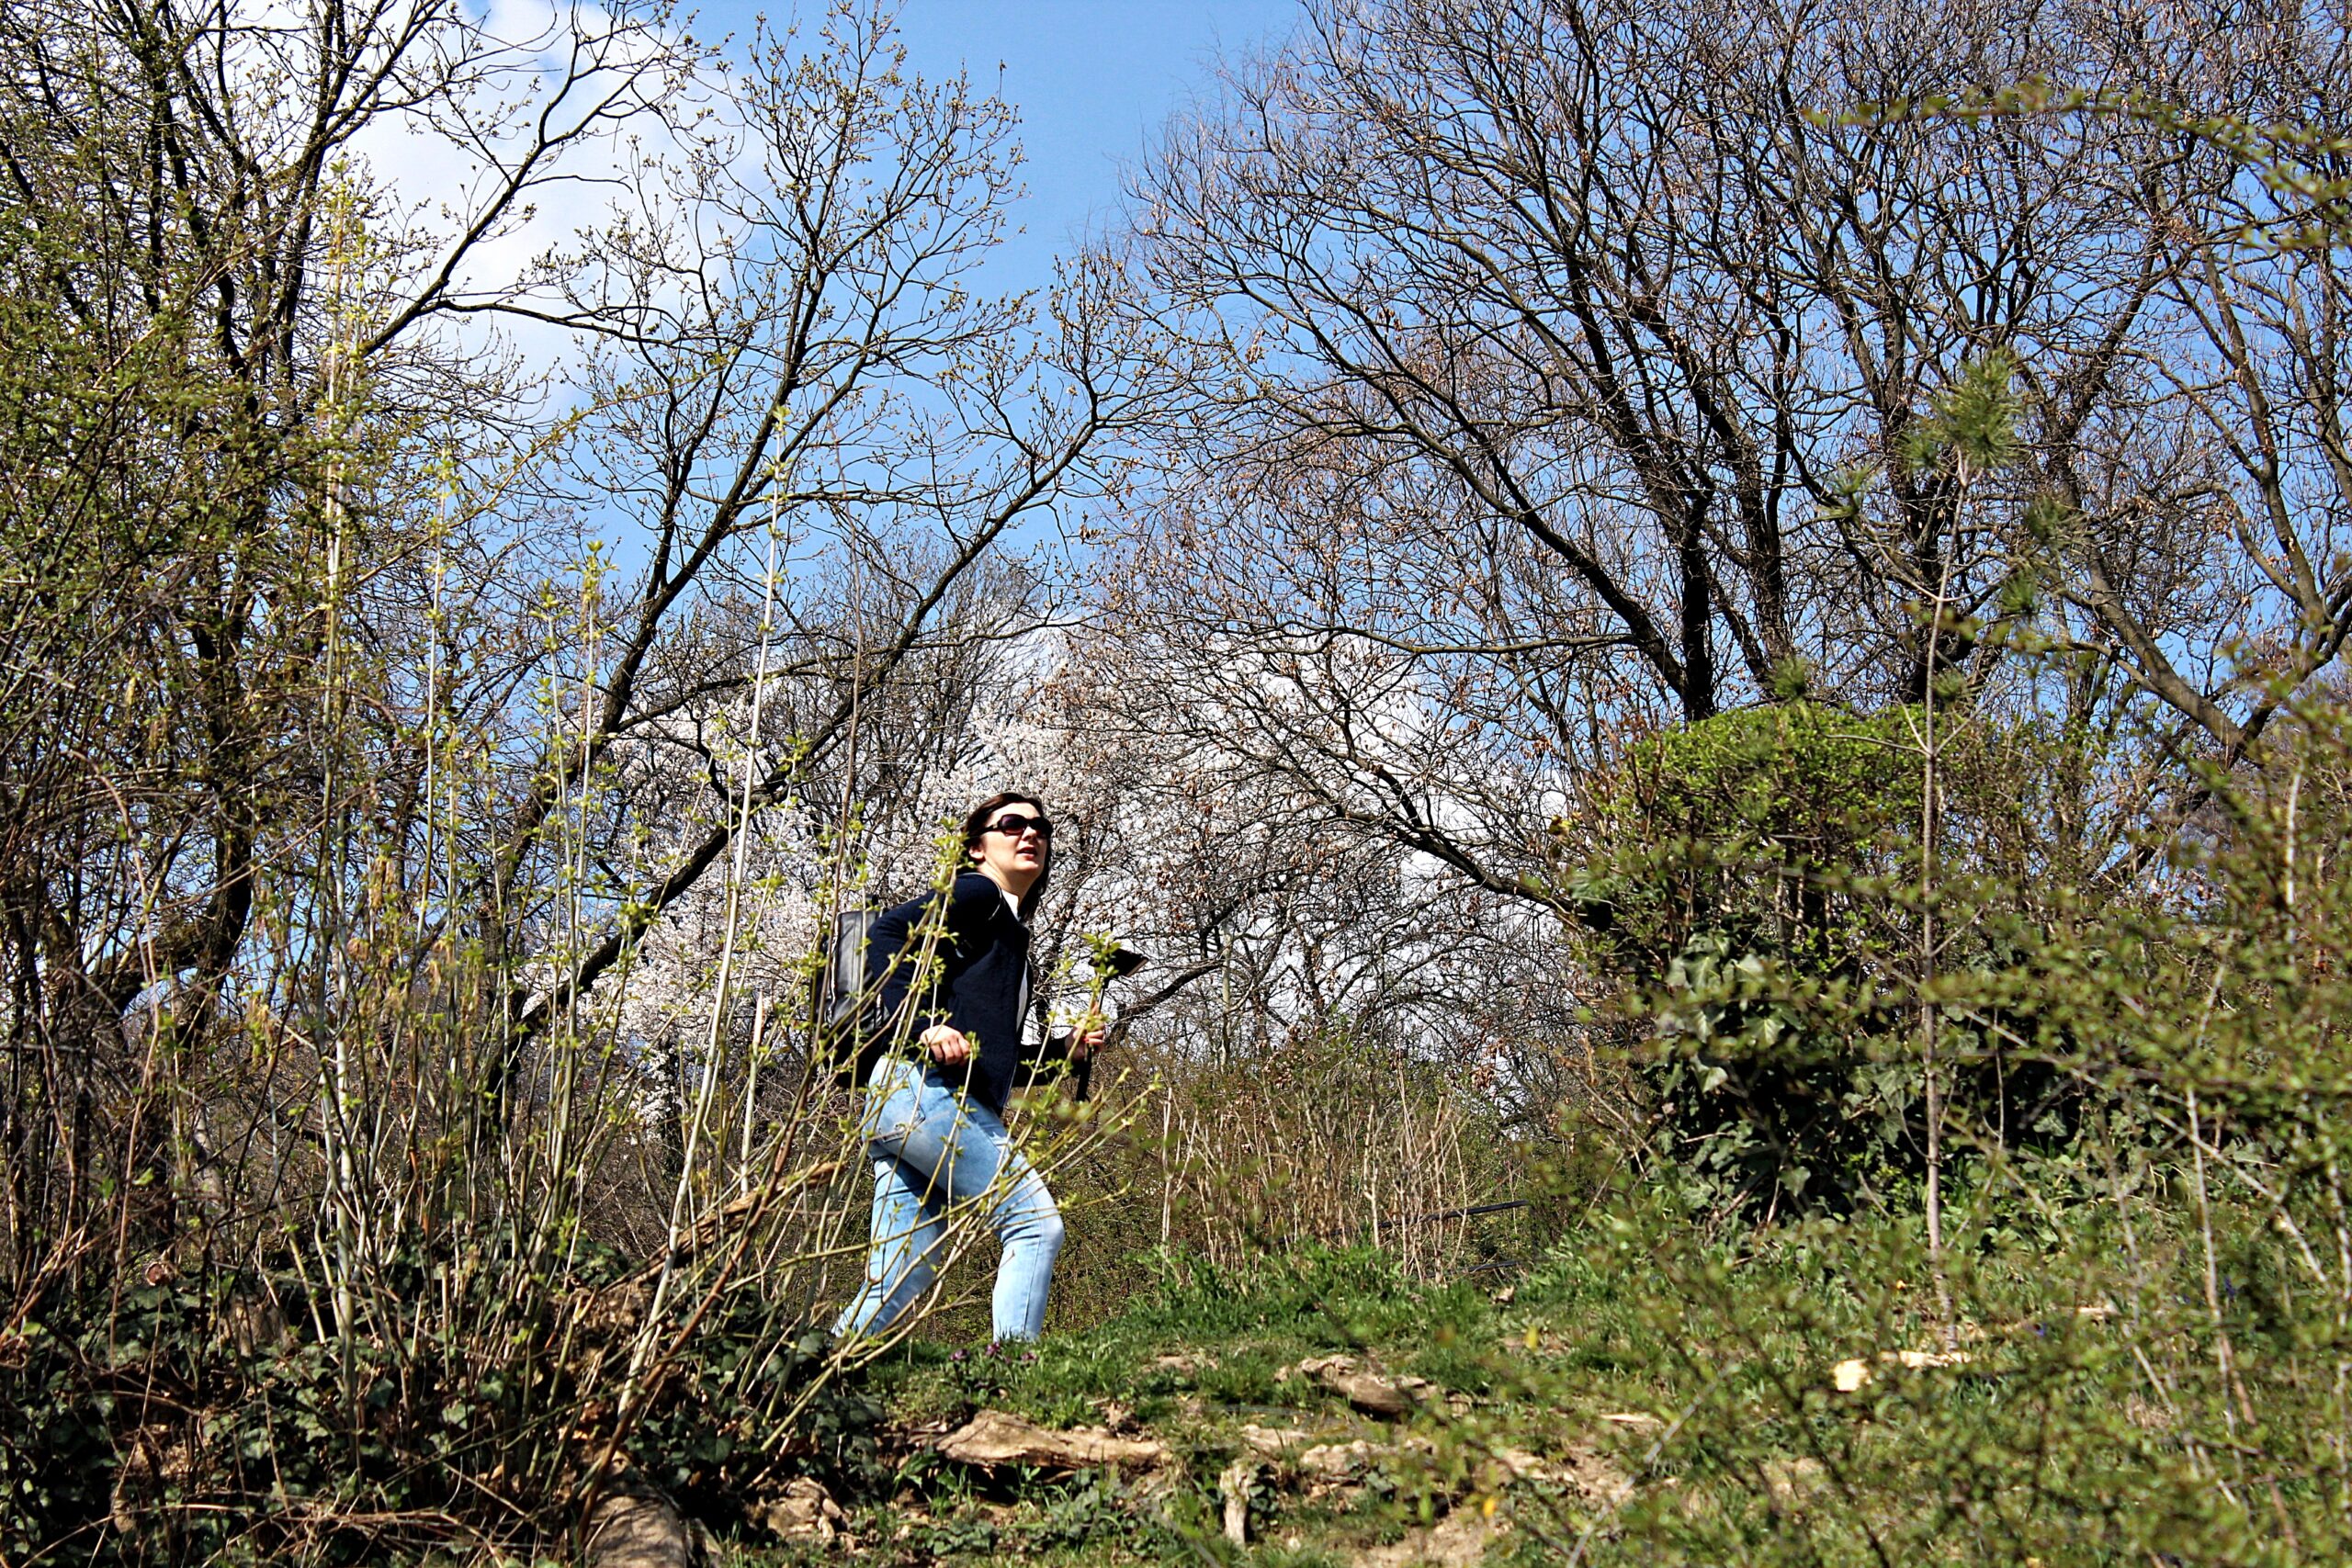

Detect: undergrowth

[790,1179,2346,1566]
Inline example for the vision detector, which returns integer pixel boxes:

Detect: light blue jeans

[833,1055,1064,1343]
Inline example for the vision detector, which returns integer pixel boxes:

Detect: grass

[722,1180,2347,1566]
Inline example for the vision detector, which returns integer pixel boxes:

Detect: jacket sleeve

[866,877,998,1039]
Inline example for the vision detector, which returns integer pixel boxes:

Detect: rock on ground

[583,1480,696,1568]
[934,1408,1171,1473]
[751,1476,847,1545]
[1281,1352,1439,1417]
[1356,1506,1509,1567]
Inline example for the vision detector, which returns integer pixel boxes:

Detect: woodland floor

[715,1243,1926,1568]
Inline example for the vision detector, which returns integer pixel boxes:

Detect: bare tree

[390,17,1169,1122]
[0,0,692,1281]
[2031,35,2352,766]
[1107,0,2303,897]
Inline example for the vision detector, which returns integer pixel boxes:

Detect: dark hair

[960,790,1052,919]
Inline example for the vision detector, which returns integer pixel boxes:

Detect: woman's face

[967,801,1050,897]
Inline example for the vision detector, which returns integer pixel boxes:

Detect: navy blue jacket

[865,872,1049,1114]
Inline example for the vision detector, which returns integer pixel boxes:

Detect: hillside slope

[720,1204,2303,1568]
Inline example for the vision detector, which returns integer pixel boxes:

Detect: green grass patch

[754,1184,2352,1566]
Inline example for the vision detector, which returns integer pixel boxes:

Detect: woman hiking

[833,791,1105,1344]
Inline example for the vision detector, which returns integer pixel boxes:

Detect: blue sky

[707,1,1302,292]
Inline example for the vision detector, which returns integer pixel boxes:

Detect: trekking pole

[1074,935,1145,1105]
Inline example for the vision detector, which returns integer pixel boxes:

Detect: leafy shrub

[1555,701,2091,1213]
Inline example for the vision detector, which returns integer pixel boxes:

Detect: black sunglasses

[985,813,1054,840]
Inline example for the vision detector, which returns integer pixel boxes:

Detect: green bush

[1555,701,2098,1214]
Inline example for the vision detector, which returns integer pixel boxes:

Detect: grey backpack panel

[811,907,885,1088]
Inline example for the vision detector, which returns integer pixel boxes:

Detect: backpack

[809,907,890,1090]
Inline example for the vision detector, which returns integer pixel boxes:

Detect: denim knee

[1020,1204,1065,1259]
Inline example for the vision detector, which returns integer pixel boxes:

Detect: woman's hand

[921,1024,973,1066]
[1070,1018,1109,1061]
